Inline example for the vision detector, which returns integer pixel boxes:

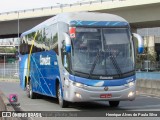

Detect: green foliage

[0,47,16,53]
[136,46,157,70]
[136,47,156,62]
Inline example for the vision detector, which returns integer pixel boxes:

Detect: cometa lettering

[40,55,51,65]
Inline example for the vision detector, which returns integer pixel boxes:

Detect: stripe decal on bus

[27,32,38,86]
[31,55,54,96]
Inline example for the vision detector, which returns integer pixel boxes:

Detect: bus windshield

[71,27,134,76]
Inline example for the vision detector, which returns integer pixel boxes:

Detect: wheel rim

[26,85,29,92]
[26,85,30,97]
[29,84,32,96]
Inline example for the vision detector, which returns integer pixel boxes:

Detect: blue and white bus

[19,12,143,108]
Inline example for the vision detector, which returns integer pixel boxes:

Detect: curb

[0,79,19,82]
[0,90,15,111]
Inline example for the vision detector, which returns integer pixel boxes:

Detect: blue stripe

[69,75,135,86]
[70,21,129,27]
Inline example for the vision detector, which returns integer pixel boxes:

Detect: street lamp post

[56,3,63,13]
[18,12,20,52]
[3,55,5,79]
[17,12,20,75]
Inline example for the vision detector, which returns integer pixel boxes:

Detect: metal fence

[0,62,19,80]
[136,61,160,72]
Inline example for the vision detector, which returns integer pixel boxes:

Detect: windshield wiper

[101,29,122,77]
[88,50,101,79]
[110,55,122,77]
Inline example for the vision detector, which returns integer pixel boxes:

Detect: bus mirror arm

[63,33,71,53]
[132,33,144,54]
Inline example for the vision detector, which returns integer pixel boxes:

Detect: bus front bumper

[63,81,136,102]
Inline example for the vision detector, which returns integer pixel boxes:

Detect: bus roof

[21,12,128,37]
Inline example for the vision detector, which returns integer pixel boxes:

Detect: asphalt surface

[0,81,160,120]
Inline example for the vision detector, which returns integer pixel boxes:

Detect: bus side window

[49,24,58,55]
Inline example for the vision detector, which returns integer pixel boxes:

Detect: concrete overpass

[1,0,160,37]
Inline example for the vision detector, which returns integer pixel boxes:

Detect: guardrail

[0,0,126,15]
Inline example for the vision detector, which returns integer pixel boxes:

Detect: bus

[19,12,143,108]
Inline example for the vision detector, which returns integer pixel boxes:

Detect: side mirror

[132,33,144,54]
[63,33,71,53]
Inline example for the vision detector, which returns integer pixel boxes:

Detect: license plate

[100,94,112,98]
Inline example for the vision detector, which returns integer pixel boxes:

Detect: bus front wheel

[57,84,69,108]
[109,101,120,107]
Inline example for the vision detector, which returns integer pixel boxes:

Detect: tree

[0,47,16,53]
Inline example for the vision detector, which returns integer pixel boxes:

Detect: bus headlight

[64,78,87,88]
[128,81,135,87]
[73,82,87,88]
[74,82,84,88]
[64,79,86,88]
[64,79,74,87]
[124,81,135,87]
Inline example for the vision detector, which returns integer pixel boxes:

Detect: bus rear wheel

[57,83,69,108]
[27,81,36,99]
[26,84,30,98]
[109,101,120,107]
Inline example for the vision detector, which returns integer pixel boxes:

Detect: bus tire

[57,83,68,108]
[26,84,30,98]
[29,81,36,99]
[109,101,120,107]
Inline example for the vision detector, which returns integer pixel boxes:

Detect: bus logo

[104,87,109,91]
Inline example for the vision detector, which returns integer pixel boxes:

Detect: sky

[0,0,84,13]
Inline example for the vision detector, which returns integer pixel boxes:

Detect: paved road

[0,81,160,120]
[1,81,160,111]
